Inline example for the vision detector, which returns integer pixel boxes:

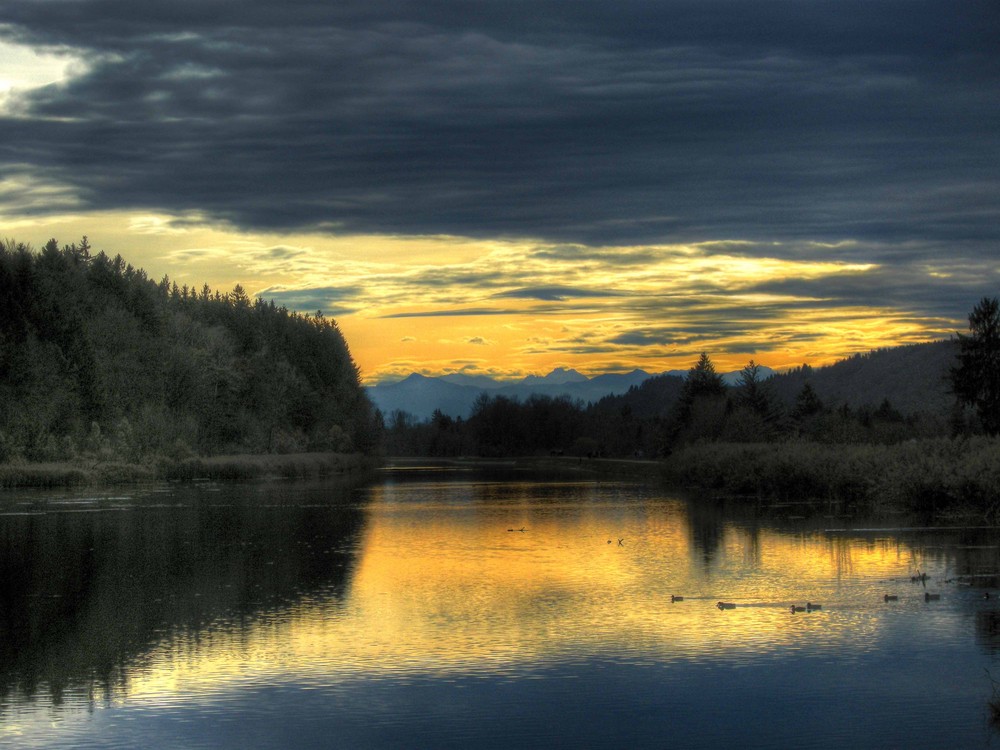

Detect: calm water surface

[3,463,1000,748]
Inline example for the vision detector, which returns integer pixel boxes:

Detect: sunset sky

[1,1,997,384]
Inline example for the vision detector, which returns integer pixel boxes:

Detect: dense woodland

[386,296,1000,460]
[383,352,967,460]
[0,237,379,463]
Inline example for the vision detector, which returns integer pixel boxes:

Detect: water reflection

[0,478,367,710]
[3,470,1000,748]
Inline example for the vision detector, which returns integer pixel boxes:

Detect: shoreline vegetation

[9,437,996,523]
[659,437,1000,518]
[396,437,1000,520]
[0,451,377,488]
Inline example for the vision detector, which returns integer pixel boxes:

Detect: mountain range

[367,365,775,421]
[369,338,961,422]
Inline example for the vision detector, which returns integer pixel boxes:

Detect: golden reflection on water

[114,480,948,706]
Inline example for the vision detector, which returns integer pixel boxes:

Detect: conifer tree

[684,353,726,401]
[734,360,779,421]
[950,296,1000,434]
[791,382,824,421]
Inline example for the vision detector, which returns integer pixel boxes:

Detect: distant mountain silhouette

[369,365,771,420]
[369,369,654,420]
[438,373,506,389]
[520,367,588,386]
[371,374,485,420]
[369,340,957,421]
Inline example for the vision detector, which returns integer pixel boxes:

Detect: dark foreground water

[3,462,1000,749]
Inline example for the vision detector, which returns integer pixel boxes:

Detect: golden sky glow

[0,208,959,384]
[1,7,994,385]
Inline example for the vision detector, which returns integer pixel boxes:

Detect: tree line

[384,297,1000,459]
[6,235,996,470]
[0,237,378,463]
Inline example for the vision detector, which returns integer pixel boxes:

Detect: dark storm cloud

[1,0,998,252]
[530,245,664,265]
[609,331,682,348]
[745,263,1000,322]
[381,308,517,319]
[397,267,510,291]
[492,286,622,302]
[258,285,363,315]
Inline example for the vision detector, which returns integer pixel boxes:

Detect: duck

[791,605,806,613]
[884,594,899,602]
[671,595,684,603]
[717,601,736,610]
[806,602,822,611]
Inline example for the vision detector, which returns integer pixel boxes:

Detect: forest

[0,237,379,466]
[383,354,961,460]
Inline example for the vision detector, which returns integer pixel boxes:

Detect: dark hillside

[591,340,958,422]
[591,374,686,420]
[769,340,957,415]
[379,341,972,459]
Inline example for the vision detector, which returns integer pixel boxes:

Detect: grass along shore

[11,438,1000,520]
[0,451,378,488]
[662,437,1000,517]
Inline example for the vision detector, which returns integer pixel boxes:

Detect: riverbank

[485,438,1000,519]
[0,452,379,488]
[661,437,1000,517]
[516,455,666,479]
[389,442,1000,519]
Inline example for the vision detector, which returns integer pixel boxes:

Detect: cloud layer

[247,239,961,381]
[1,0,997,250]
[1,1,998,381]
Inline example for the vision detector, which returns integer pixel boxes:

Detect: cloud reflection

[112,482,953,704]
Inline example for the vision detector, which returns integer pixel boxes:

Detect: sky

[0,1,997,384]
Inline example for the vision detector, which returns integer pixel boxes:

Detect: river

[2,462,1000,748]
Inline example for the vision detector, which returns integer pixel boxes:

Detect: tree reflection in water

[3,468,1000,750]
[0,478,368,708]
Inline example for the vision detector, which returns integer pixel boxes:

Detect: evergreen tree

[672,353,727,443]
[791,382,824,421]
[950,296,1000,434]
[734,360,780,422]
[684,353,726,401]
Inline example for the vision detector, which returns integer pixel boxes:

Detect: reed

[157,452,377,482]
[0,462,94,488]
[0,452,377,488]
[663,437,1000,516]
